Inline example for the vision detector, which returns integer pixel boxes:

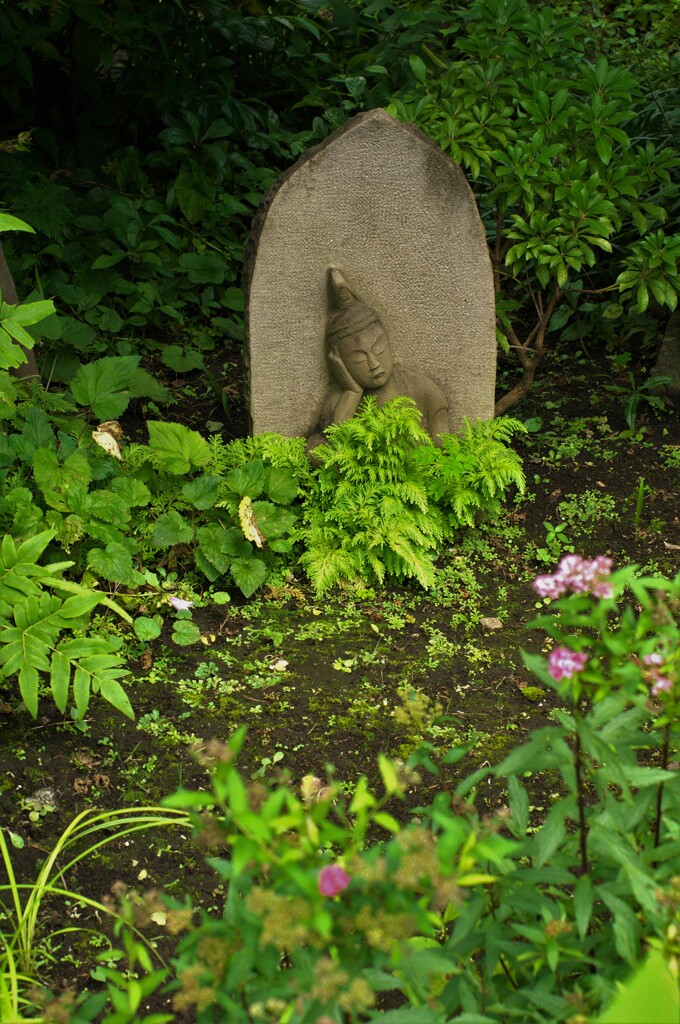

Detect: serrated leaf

[264,467,299,505]
[110,477,151,507]
[70,356,140,419]
[32,449,92,494]
[182,475,222,510]
[172,620,201,646]
[147,421,211,474]
[152,510,193,547]
[230,557,267,598]
[226,461,266,498]
[134,616,163,641]
[86,543,134,583]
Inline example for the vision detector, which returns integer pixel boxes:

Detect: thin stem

[574,731,589,875]
[654,724,670,848]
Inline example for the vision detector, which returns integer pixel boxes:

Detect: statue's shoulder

[393,363,447,404]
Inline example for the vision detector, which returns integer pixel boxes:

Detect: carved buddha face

[335,320,394,389]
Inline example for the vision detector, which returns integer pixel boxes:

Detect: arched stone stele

[244,108,496,438]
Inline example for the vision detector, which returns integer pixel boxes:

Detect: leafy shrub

[299,398,526,594]
[106,560,677,1022]
[390,0,680,412]
[0,530,132,719]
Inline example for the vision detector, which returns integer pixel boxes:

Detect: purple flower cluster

[643,653,675,697]
[548,647,589,682]
[534,555,614,600]
[318,864,350,897]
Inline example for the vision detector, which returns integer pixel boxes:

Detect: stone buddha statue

[308,268,450,449]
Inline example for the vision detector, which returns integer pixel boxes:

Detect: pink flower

[548,647,588,682]
[168,596,194,611]
[318,865,350,897]
[651,677,673,696]
[533,555,614,600]
[643,653,664,667]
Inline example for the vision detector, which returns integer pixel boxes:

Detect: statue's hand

[328,350,362,393]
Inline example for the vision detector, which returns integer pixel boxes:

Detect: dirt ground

[1,344,678,1013]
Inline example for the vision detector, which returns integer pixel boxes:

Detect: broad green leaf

[507,775,529,837]
[178,252,226,284]
[172,620,201,646]
[134,616,162,642]
[0,213,35,233]
[19,664,40,718]
[251,501,297,540]
[86,543,134,583]
[597,950,680,1023]
[161,345,205,373]
[182,474,222,510]
[50,650,71,713]
[600,889,640,964]
[219,528,252,560]
[147,421,211,474]
[91,252,126,269]
[265,467,299,505]
[152,510,193,547]
[73,665,91,719]
[70,355,140,419]
[534,801,568,866]
[10,299,56,327]
[230,557,267,598]
[226,460,266,498]
[409,54,427,84]
[55,592,102,619]
[32,449,92,494]
[96,676,134,719]
[110,477,151,507]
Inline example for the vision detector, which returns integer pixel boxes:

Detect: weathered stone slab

[244,108,496,438]
[653,309,680,410]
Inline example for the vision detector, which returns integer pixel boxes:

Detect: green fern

[415,417,527,529]
[298,398,443,595]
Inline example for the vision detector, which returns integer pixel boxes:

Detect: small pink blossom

[168,596,194,611]
[318,864,350,897]
[533,555,614,601]
[651,677,673,696]
[643,653,664,667]
[548,647,588,682]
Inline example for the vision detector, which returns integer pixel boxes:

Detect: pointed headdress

[326,268,380,345]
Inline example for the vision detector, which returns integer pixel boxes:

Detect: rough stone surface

[244,108,496,438]
[653,309,680,410]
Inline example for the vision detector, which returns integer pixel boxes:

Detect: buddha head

[326,268,393,389]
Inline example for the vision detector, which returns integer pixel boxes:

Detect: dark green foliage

[0,531,131,720]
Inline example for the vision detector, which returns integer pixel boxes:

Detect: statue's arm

[431,403,450,437]
[327,349,363,424]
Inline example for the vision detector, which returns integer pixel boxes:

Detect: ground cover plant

[0,0,679,1020]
